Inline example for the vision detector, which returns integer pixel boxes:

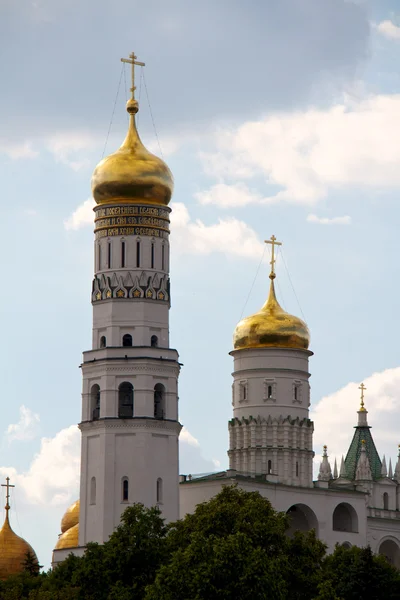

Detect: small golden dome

[91,98,173,206]
[55,523,79,550]
[0,511,38,580]
[61,499,80,534]
[233,277,310,351]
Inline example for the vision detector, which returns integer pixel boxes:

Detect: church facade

[52,53,400,569]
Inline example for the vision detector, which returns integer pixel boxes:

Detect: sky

[1,0,400,568]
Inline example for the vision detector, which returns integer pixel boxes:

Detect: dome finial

[1,477,14,519]
[359,382,367,411]
[121,51,145,114]
[265,235,282,280]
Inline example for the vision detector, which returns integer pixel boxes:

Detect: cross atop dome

[121,51,145,100]
[359,382,367,411]
[265,235,282,280]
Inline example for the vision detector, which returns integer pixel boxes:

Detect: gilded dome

[61,499,80,534]
[0,511,38,580]
[55,523,79,550]
[92,98,173,206]
[233,277,310,351]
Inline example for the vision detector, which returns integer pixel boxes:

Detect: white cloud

[6,406,40,443]
[0,425,80,506]
[46,132,97,170]
[170,202,264,259]
[311,367,400,474]
[0,141,38,160]
[195,183,270,208]
[376,20,400,40]
[180,426,200,447]
[307,214,351,225]
[200,94,400,206]
[64,198,95,231]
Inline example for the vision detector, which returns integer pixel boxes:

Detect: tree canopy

[0,486,399,600]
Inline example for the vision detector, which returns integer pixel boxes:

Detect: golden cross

[1,477,14,510]
[359,382,367,409]
[265,235,282,279]
[121,52,145,100]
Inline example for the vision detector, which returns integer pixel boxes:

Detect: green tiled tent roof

[344,425,382,481]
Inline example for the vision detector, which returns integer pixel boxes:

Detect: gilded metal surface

[55,523,79,550]
[91,102,173,207]
[0,512,38,580]
[61,499,80,533]
[233,278,310,351]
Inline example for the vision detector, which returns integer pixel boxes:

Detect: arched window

[267,460,272,474]
[122,334,132,347]
[332,503,358,533]
[91,384,100,420]
[151,242,155,269]
[90,477,96,505]
[154,384,166,419]
[151,335,158,348]
[122,477,129,502]
[136,240,141,268]
[161,244,165,271]
[100,336,106,348]
[108,242,111,269]
[383,492,389,510]
[98,243,102,271]
[118,382,134,418]
[296,462,299,477]
[267,385,273,399]
[121,240,126,268]
[156,478,163,504]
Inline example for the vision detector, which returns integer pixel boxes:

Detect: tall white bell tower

[78,52,181,546]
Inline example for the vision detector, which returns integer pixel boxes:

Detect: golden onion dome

[91,98,173,206]
[55,523,79,550]
[233,276,310,351]
[0,508,38,580]
[61,499,80,534]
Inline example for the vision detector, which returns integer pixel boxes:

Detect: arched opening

[100,336,106,348]
[154,384,166,420]
[379,539,400,568]
[267,460,272,474]
[332,503,358,533]
[383,492,389,510]
[121,240,126,268]
[296,462,299,477]
[156,478,163,504]
[342,541,351,549]
[118,382,134,418]
[267,385,273,399]
[122,334,132,347]
[90,384,100,421]
[151,335,158,348]
[122,477,129,502]
[286,504,319,537]
[90,477,96,505]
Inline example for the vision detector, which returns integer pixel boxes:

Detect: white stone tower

[78,52,181,546]
[228,236,314,487]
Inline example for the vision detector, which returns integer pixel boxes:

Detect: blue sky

[2,0,400,567]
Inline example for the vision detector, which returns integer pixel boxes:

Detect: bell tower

[78,52,182,546]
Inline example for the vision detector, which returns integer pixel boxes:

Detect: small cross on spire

[359,382,367,410]
[1,477,15,512]
[265,235,282,280]
[121,52,145,100]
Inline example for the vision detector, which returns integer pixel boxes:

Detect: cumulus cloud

[195,183,270,208]
[307,214,351,225]
[170,202,263,259]
[64,198,95,231]
[200,94,400,207]
[180,426,200,447]
[46,133,98,170]
[6,406,40,443]
[0,425,80,506]
[376,20,400,40]
[311,367,400,474]
[0,141,38,160]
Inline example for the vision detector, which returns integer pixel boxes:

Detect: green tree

[145,485,327,600]
[321,544,400,600]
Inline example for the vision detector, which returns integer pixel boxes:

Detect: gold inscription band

[95,227,169,239]
[94,205,170,220]
[95,216,169,229]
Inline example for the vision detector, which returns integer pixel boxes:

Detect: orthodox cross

[359,382,367,409]
[265,235,282,278]
[121,52,145,99]
[1,477,14,510]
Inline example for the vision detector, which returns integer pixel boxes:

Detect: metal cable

[137,68,143,127]
[142,70,164,159]
[123,64,129,123]
[102,64,124,159]
[280,248,306,321]
[239,245,267,320]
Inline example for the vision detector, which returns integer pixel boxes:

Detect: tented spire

[381,455,387,477]
[394,445,400,482]
[355,440,372,481]
[333,457,338,479]
[389,458,393,479]
[318,445,332,482]
[339,455,346,478]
